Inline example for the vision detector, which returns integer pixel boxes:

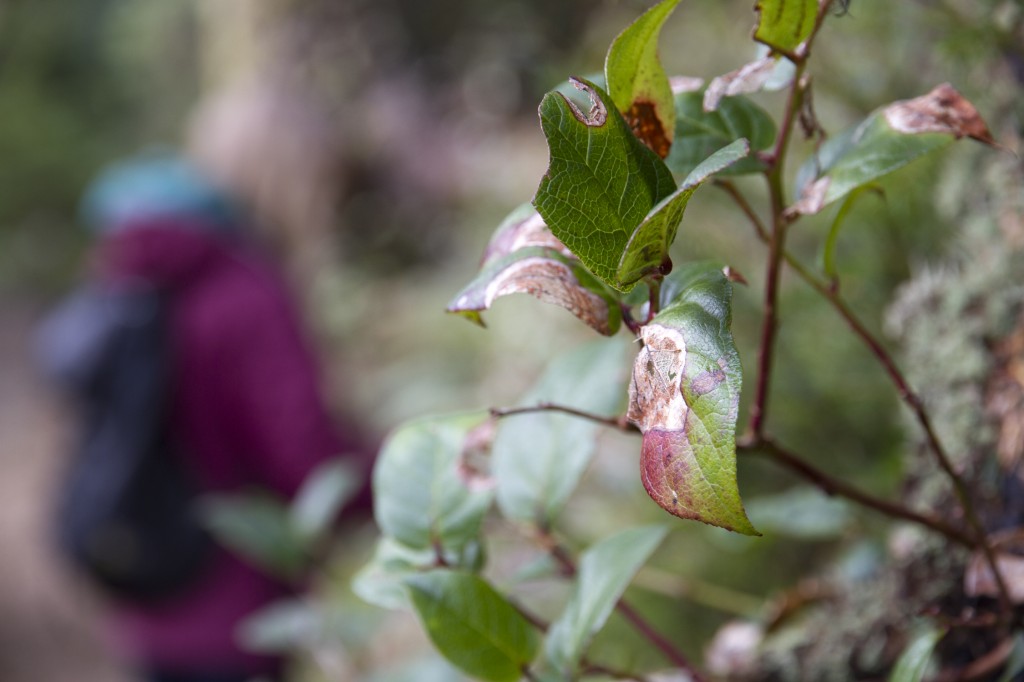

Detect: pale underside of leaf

[481,204,573,265]
[448,247,621,336]
[703,56,778,112]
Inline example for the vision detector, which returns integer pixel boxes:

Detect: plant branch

[722,176,1012,612]
[773,253,1010,613]
[537,530,708,682]
[739,436,976,548]
[490,403,639,433]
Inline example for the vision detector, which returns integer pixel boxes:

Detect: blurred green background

[0,0,1019,680]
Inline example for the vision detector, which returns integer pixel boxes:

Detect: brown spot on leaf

[561,77,607,127]
[883,83,996,145]
[627,324,687,432]
[689,359,727,398]
[787,176,830,217]
[457,420,496,492]
[722,265,748,286]
[625,100,671,159]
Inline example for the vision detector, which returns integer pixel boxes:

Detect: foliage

[319,0,1014,679]
[197,1,1019,680]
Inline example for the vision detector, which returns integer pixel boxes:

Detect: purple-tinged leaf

[627,263,757,535]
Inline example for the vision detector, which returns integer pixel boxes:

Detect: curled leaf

[448,246,622,336]
[790,84,995,216]
[534,77,676,291]
[448,206,622,335]
[627,263,757,534]
[618,140,751,284]
[703,56,779,112]
[883,82,995,144]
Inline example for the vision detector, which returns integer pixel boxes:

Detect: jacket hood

[97,217,239,290]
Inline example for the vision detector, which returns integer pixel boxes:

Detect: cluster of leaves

[347,0,997,680]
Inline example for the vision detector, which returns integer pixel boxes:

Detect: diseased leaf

[703,56,780,112]
[753,0,818,56]
[494,338,630,526]
[542,526,669,678]
[447,245,622,336]
[888,623,944,682]
[534,77,676,292]
[667,90,776,177]
[373,412,494,553]
[604,0,682,158]
[405,571,539,682]
[480,203,574,265]
[628,262,757,535]
[791,84,995,216]
[618,140,750,285]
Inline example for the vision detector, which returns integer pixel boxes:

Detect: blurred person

[38,153,370,682]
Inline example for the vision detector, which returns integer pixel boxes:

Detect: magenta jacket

[95,218,354,675]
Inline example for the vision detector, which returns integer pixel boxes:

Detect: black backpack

[38,285,212,602]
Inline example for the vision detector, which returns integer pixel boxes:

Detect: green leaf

[888,623,945,682]
[791,83,994,216]
[199,491,307,580]
[405,571,539,682]
[753,0,818,55]
[745,487,854,539]
[352,537,437,610]
[290,458,362,543]
[667,89,776,177]
[997,633,1024,682]
[604,0,682,158]
[534,77,676,292]
[494,337,630,526]
[447,240,623,335]
[237,598,321,653]
[617,140,750,285]
[373,412,494,553]
[820,184,884,282]
[627,262,757,535]
[542,526,669,678]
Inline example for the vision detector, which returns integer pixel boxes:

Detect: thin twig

[720,179,1013,614]
[739,436,977,548]
[490,403,639,433]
